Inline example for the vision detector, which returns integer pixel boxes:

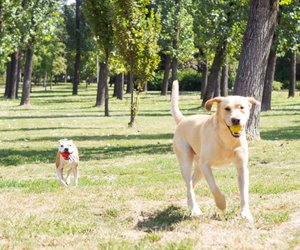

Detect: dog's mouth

[60,151,72,160]
[225,123,244,138]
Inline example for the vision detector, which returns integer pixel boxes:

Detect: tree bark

[72,0,81,95]
[288,50,296,98]
[161,54,171,95]
[20,46,34,105]
[16,51,22,98]
[128,72,135,127]
[4,61,12,97]
[8,52,19,99]
[200,58,208,100]
[126,73,132,94]
[221,60,229,97]
[233,0,279,139]
[96,60,109,106]
[115,72,124,100]
[202,42,227,106]
[261,45,277,111]
[171,58,178,82]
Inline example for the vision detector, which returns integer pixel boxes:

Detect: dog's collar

[224,121,244,138]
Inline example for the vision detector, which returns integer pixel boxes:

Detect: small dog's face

[205,96,260,137]
[58,139,75,153]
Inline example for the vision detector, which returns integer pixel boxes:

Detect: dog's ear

[205,97,224,111]
[247,97,261,109]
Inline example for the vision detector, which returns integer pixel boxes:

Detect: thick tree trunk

[221,60,228,97]
[96,60,109,107]
[115,72,124,100]
[104,78,109,117]
[171,58,178,82]
[8,52,19,99]
[200,59,208,100]
[20,46,34,106]
[288,51,296,98]
[72,0,81,95]
[261,45,277,111]
[161,54,171,95]
[202,42,227,106]
[233,0,279,139]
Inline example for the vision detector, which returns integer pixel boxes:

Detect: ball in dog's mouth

[229,125,243,137]
[60,151,71,159]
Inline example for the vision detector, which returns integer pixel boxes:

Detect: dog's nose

[231,118,240,125]
[64,148,69,152]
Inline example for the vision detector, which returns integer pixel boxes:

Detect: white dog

[56,139,79,186]
[171,80,260,222]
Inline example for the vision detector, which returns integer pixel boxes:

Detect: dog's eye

[60,145,63,147]
[225,107,231,111]
[240,106,245,110]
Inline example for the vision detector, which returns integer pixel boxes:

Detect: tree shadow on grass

[261,125,300,140]
[0,143,173,167]
[136,205,190,232]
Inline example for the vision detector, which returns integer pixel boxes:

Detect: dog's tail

[171,80,184,125]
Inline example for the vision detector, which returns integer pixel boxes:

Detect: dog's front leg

[200,163,226,210]
[56,167,68,187]
[234,147,253,223]
[73,166,78,186]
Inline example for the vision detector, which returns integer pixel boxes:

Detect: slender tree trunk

[288,50,296,98]
[4,61,12,97]
[16,51,22,98]
[220,60,229,97]
[126,73,132,94]
[202,42,227,106]
[234,0,279,139]
[261,45,277,111]
[128,72,135,127]
[161,54,171,95]
[104,77,109,117]
[20,46,34,106]
[200,58,208,100]
[115,72,124,100]
[72,0,81,95]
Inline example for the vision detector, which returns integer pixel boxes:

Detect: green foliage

[156,0,196,63]
[272,81,283,90]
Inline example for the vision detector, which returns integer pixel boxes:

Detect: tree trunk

[72,0,81,96]
[16,51,22,98]
[115,72,124,100]
[128,72,135,127]
[4,61,12,97]
[20,46,34,106]
[161,54,171,95]
[171,58,178,82]
[126,73,132,94]
[96,59,109,107]
[288,50,296,98]
[202,42,227,106]
[234,0,279,139]
[221,60,229,97]
[7,52,19,99]
[261,45,277,111]
[104,77,109,117]
[200,58,208,100]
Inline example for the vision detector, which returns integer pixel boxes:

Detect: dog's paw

[66,178,71,185]
[191,206,203,217]
[241,209,254,223]
[214,192,226,210]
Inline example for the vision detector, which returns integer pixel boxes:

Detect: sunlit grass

[0,83,299,249]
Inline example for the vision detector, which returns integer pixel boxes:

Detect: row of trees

[1,0,299,137]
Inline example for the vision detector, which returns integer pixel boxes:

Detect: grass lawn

[0,83,299,249]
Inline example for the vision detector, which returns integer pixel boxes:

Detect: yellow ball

[230,125,242,133]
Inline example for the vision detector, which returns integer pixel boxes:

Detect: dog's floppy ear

[205,97,224,111]
[247,97,261,109]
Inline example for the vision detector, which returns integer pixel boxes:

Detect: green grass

[0,83,299,249]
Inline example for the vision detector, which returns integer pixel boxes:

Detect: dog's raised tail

[171,80,184,124]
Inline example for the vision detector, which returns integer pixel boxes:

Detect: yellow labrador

[171,80,260,222]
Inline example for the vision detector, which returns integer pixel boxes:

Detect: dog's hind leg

[193,157,203,188]
[73,166,78,186]
[175,142,202,217]
[200,163,226,210]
